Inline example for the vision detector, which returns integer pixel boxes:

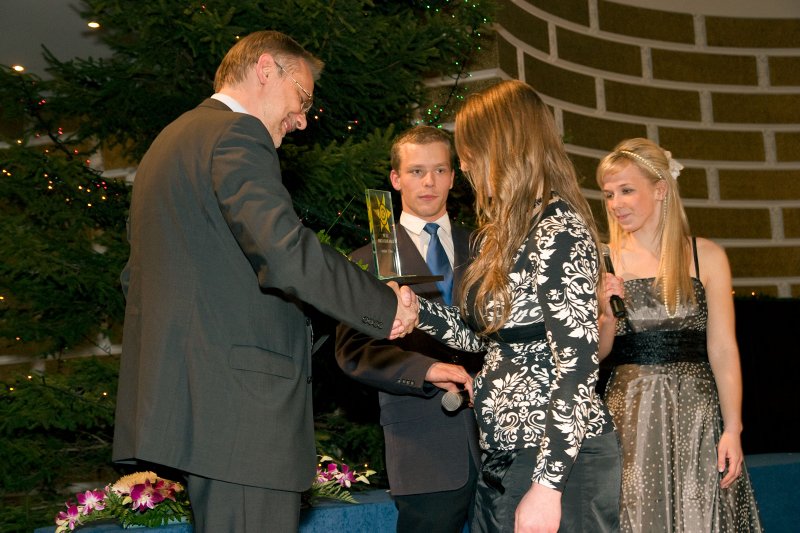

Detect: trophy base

[378,274,443,285]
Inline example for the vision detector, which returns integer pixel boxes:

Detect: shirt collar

[211,93,248,114]
[400,211,452,237]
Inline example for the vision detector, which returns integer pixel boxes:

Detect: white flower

[110,471,159,495]
[664,150,683,180]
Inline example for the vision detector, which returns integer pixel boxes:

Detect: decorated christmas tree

[0,2,493,530]
[0,0,493,358]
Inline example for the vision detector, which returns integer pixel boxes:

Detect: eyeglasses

[275,61,313,114]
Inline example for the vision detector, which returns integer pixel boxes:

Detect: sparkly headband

[618,150,665,180]
[617,149,683,180]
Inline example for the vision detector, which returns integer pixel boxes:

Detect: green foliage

[315,410,387,483]
[307,479,359,505]
[305,455,376,506]
[54,475,191,531]
[0,357,119,532]
[111,492,191,529]
[40,0,492,158]
[0,0,492,354]
[0,144,130,355]
[286,126,398,247]
[0,358,118,489]
[0,357,386,530]
[0,1,492,527]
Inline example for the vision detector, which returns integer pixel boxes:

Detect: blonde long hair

[596,138,694,314]
[457,80,600,334]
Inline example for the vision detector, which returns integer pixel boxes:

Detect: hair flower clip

[664,150,683,180]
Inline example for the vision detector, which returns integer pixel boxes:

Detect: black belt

[607,330,708,366]
[486,322,546,344]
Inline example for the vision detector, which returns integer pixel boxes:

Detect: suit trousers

[187,474,301,533]
[472,431,621,533]
[394,456,477,533]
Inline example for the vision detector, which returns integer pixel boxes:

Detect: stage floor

[34,453,798,533]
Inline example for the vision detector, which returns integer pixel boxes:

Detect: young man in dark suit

[112,30,417,533]
[336,126,482,533]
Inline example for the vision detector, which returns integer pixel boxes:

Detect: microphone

[441,390,470,412]
[600,244,627,319]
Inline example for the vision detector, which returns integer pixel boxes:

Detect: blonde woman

[597,138,763,532]
[408,80,620,533]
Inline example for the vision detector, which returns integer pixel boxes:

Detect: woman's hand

[718,430,744,489]
[600,272,625,318]
[515,482,562,533]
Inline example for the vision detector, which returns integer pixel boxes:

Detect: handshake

[385,282,474,403]
[387,282,419,340]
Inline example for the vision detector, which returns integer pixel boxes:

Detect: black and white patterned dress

[418,197,616,493]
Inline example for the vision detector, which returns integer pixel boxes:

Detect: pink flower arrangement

[54,460,373,529]
[309,455,375,505]
[54,471,190,531]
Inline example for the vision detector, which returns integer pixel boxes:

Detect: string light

[2,0,489,289]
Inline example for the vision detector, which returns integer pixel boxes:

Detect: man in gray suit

[336,126,482,533]
[113,30,416,533]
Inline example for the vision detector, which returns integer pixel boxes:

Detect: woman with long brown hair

[410,80,620,532]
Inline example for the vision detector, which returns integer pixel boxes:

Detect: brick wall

[448,0,800,297]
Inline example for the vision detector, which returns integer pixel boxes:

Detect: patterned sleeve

[532,205,600,491]
[417,298,486,353]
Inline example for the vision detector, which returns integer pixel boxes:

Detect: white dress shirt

[399,211,455,267]
[211,93,248,114]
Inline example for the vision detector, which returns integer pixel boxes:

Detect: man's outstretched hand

[388,282,418,340]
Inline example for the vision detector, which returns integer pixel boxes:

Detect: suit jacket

[113,98,398,492]
[335,223,482,495]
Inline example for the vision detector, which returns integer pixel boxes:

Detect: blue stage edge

[34,453,798,533]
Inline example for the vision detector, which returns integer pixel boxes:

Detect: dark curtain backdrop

[592,298,797,455]
[316,298,800,455]
[736,298,799,454]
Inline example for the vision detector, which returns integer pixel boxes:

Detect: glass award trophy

[365,189,442,285]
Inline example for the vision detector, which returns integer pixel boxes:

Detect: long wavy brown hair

[456,80,600,334]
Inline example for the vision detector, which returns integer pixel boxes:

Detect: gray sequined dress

[604,277,763,533]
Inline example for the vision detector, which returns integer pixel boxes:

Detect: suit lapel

[396,227,431,276]
[451,226,471,289]
[397,223,473,305]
